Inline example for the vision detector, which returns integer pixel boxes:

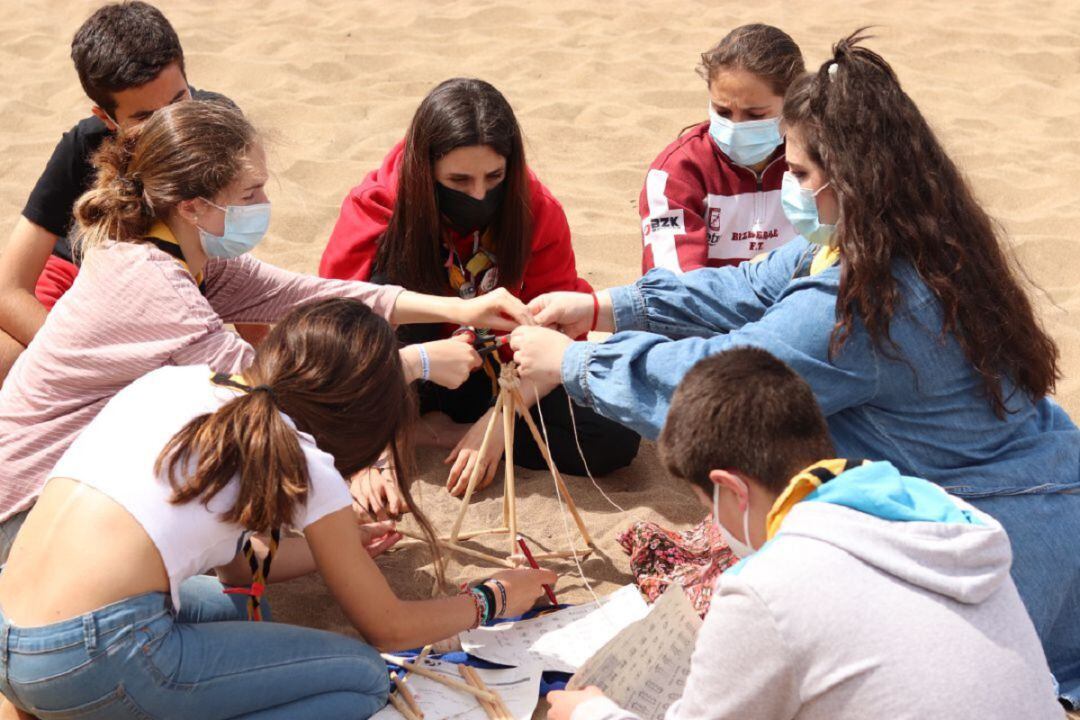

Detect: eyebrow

[128,89,189,121]
[242,182,267,192]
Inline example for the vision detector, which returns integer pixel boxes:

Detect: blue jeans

[0,575,389,719]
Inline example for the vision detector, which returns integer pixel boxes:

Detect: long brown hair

[154,298,441,572]
[783,29,1059,415]
[375,78,532,295]
[73,100,256,254]
[697,23,805,95]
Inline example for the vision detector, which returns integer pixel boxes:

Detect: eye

[747,113,767,120]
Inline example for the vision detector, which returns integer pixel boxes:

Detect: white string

[530,383,605,610]
[564,391,627,513]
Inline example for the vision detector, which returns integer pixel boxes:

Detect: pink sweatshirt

[0,238,402,521]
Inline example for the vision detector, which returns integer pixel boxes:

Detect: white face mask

[713,482,756,559]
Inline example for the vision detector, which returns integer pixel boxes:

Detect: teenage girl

[640,24,804,273]
[321,78,640,513]
[0,298,554,719]
[0,100,527,562]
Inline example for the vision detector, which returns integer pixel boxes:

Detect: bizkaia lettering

[730,228,779,242]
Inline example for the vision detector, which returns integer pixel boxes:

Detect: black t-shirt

[21,87,232,263]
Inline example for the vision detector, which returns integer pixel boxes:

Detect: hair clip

[828,62,839,82]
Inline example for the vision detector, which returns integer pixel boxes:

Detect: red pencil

[516,534,558,605]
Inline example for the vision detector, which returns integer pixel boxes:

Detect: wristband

[476,584,497,625]
[467,587,488,628]
[487,579,508,618]
[590,292,600,333]
[417,344,431,382]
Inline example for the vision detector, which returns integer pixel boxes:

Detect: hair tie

[121,174,144,196]
[250,384,277,403]
[210,373,277,404]
[827,62,839,82]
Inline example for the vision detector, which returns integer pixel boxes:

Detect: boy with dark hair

[0,1,229,382]
[549,348,1063,720]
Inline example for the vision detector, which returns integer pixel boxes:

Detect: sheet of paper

[460,584,650,673]
[373,657,542,720]
[568,585,703,720]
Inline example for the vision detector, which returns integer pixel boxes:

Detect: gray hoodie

[574,461,1063,720]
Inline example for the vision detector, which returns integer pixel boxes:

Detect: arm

[555,579,801,720]
[639,167,710,274]
[306,508,556,651]
[520,187,592,300]
[0,217,57,346]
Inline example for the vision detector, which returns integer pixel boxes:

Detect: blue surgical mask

[708,105,784,167]
[780,172,836,247]
[197,200,271,258]
[713,482,756,560]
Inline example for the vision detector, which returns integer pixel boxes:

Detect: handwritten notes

[568,585,702,720]
[373,657,542,720]
[460,585,650,673]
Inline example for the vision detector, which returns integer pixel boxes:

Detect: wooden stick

[502,392,518,558]
[388,691,421,720]
[382,655,497,703]
[397,528,515,568]
[450,393,505,542]
[442,527,509,542]
[392,674,424,719]
[416,644,434,663]
[463,665,513,720]
[530,549,593,561]
[459,665,500,720]
[509,388,594,547]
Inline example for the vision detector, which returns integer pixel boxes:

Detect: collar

[144,221,203,286]
[765,458,868,539]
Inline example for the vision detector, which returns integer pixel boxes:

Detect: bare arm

[0,217,56,345]
[306,508,555,651]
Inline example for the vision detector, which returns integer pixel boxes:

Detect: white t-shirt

[50,364,353,609]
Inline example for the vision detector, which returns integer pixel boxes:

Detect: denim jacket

[562,237,1080,498]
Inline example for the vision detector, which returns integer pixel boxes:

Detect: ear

[708,469,749,511]
[174,198,204,227]
[91,106,119,132]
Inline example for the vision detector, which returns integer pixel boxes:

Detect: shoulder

[525,169,568,226]
[53,115,111,160]
[649,122,715,171]
[83,241,212,314]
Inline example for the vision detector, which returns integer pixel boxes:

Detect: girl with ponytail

[0,100,534,559]
[511,31,1080,705]
[0,297,554,719]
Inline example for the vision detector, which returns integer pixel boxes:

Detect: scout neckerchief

[764,458,869,540]
[809,245,840,276]
[143,221,206,294]
[444,226,503,391]
[210,371,280,621]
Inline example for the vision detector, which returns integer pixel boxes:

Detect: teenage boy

[549,348,1063,720]
[0,1,229,381]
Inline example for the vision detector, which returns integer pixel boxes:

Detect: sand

[1,0,1079,712]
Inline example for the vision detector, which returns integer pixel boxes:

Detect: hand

[445,408,505,496]
[460,288,533,332]
[528,291,595,337]
[547,688,607,720]
[509,326,572,388]
[357,519,402,558]
[420,336,482,389]
[488,567,559,617]
[350,465,407,520]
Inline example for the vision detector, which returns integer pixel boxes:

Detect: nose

[466,181,486,201]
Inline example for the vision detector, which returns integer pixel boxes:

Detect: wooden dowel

[443,527,509,542]
[502,393,518,558]
[510,388,594,547]
[397,528,515,568]
[529,549,593,561]
[416,644,434,663]
[388,691,420,720]
[463,665,513,720]
[450,394,505,542]
[382,655,497,703]
[459,665,500,720]
[392,674,424,719]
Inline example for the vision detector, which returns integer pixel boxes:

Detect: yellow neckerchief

[764,458,869,539]
[144,220,204,286]
[809,245,840,276]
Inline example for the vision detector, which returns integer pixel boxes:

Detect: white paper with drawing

[372,657,542,720]
[459,584,650,673]
[568,585,702,720]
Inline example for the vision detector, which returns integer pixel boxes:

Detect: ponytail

[73,131,155,256]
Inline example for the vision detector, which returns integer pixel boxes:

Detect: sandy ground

[1,0,1078,712]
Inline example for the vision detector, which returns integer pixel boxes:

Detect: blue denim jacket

[562,237,1080,499]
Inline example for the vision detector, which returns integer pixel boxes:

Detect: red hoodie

[639,121,796,274]
[320,140,591,317]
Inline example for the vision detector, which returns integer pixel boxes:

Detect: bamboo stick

[463,665,513,720]
[397,528,515,568]
[382,655,497,703]
[392,674,424,719]
[450,394,505,542]
[502,395,518,558]
[388,691,420,720]
[459,665,500,720]
[529,549,593,561]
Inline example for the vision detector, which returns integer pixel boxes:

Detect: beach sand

[1,0,1078,713]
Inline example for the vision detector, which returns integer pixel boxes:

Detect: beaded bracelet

[467,587,488,628]
[417,345,431,382]
[476,584,497,625]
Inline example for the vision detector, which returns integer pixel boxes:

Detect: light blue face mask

[707,104,784,167]
[780,172,836,247]
[197,200,272,258]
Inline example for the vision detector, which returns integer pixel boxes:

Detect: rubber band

[417,345,431,382]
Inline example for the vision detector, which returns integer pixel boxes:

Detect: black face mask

[435,182,505,234]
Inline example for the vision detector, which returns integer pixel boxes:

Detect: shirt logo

[707,207,722,232]
[642,209,686,236]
